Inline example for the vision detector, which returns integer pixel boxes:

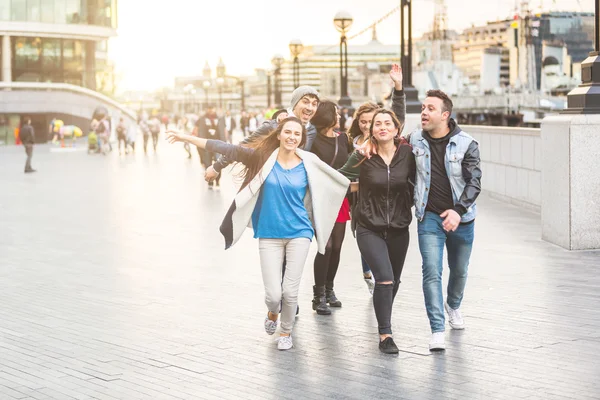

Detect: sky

[110,0,594,92]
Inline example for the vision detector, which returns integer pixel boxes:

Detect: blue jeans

[418,211,475,333]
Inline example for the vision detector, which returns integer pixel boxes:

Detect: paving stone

[1,141,599,399]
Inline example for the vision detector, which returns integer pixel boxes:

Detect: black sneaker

[379,337,399,354]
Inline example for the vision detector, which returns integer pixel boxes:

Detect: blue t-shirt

[251,161,314,240]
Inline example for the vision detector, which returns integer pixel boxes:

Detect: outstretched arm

[338,151,364,181]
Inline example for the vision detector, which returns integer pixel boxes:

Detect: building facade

[277,37,400,107]
[453,20,513,88]
[0,0,128,144]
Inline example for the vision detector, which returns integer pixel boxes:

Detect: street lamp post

[191,89,196,114]
[563,0,600,113]
[203,80,211,111]
[266,71,272,107]
[334,11,353,107]
[216,58,226,110]
[272,54,284,107]
[289,39,304,89]
[217,77,224,110]
[215,57,246,111]
[183,83,194,114]
[400,0,421,113]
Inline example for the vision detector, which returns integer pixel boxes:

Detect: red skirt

[336,197,351,223]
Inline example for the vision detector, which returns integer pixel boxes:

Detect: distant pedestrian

[20,117,36,173]
[149,117,161,152]
[139,119,151,154]
[194,106,225,189]
[177,117,193,158]
[248,113,257,134]
[116,117,128,154]
[223,110,236,143]
[166,117,350,351]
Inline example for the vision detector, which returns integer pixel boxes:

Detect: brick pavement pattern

[1,141,599,399]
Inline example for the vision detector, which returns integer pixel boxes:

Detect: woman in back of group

[338,64,415,354]
[166,117,349,351]
[308,101,354,315]
[347,101,381,295]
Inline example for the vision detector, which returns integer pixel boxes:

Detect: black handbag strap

[329,134,339,167]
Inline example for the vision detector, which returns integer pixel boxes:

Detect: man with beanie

[204,85,319,182]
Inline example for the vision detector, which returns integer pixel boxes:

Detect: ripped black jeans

[356,225,410,335]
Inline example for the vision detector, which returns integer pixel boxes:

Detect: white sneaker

[264,317,277,335]
[429,332,445,351]
[364,275,375,296]
[277,335,293,350]
[445,302,465,330]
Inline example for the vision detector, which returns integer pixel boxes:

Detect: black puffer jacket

[339,143,415,232]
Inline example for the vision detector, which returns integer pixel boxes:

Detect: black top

[310,132,352,169]
[339,143,415,232]
[423,130,455,215]
[20,124,35,145]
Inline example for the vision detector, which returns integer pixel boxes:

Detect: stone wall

[464,125,542,213]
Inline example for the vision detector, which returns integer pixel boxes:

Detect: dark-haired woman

[308,101,354,315]
[348,101,381,295]
[338,64,415,354]
[166,117,349,351]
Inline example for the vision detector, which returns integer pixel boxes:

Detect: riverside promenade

[0,141,599,399]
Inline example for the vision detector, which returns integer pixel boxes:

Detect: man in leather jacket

[405,89,481,352]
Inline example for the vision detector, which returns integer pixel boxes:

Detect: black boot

[325,282,342,307]
[312,285,331,315]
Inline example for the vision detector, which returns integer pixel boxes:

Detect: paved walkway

[1,139,599,399]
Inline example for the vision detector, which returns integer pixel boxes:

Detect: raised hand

[389,63,403,90]
[166,130,186,144]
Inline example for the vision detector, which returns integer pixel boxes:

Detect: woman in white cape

[167,117,350,350]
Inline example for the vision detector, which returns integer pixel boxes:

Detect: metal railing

[453,93,567,112]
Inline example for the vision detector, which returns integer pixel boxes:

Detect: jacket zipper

[386,164,391,232]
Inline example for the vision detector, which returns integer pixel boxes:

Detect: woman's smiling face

[277,121,303,151]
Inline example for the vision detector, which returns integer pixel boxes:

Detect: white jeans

[258,238,311,334]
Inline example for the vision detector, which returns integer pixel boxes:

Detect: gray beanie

[289,85,320,110]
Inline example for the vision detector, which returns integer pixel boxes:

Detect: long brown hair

[237,117,306,192]
[349,101,380,140]
[311,100,338,136]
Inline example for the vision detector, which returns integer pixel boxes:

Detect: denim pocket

[448,152,464,177]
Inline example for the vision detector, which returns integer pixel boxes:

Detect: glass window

[0,0,10,20]
[27,0,41,21]
[63,39,84,85]
[40,0,54,22]
[13,37,43,82]
[65,0,80,23]
[42,38,61,69]
[54,0,66,23]
[11,0,27,21]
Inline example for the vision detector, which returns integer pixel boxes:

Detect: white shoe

[364,275,375,296]
[264,317,277,335]
[429,332,445,351]
[445,302,465,330]
[277,335,293,350]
